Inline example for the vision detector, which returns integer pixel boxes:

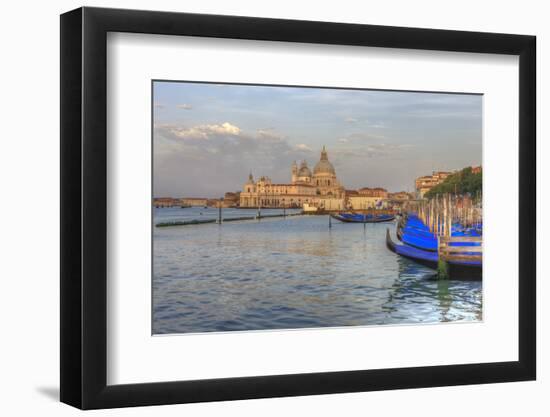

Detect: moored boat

[397,214,482,252]
[330,212,395,223]
[386,228,482,280]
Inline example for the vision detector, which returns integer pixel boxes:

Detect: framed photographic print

[60,6,536,409]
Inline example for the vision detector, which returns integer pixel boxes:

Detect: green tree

[425,167,482,199]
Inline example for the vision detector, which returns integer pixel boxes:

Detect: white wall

[0,0,546,415]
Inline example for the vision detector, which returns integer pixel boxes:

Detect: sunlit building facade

[239,147,345,208]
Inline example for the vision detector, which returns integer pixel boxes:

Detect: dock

[438,235,482,264]
[155,212,303,227]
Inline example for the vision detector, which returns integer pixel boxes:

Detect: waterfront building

[181,197,209,207]
[310,147,346,198]
[237,146,410,210]
[386,191,416,210]
[239,147,345,208]
[358,187,389,199]
[346,187,388,210]
[348,190,383,209]
[415,171,452,198]
[222,192,240,207]
[388,191,414,201]
[321,198,346,211]
[153,197,178,208]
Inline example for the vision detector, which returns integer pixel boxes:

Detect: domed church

[239,146,345,208]
[292,146,345,198]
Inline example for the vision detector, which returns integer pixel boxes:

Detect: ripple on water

[152,213,482,334]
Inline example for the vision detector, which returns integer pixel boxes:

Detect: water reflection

[153,210,482,334]
[382,258,482,324]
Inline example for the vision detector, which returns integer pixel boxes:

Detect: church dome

[298,160,312,177]
[313,146,336,175]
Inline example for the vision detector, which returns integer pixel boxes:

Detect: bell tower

[291,160,298,183]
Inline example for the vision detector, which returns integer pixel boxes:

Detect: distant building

[471,166,482,174]
[388,191,414,201]
[344,187,388,210]
[415,171,452,198]
[181,197,209,207]
[358,187,388,199]
[222,192,240,208]
[239,147,345,208]
[206,199,222,207]
[386,191,415,209]
[153,197,177,208]
[237,146,403,211]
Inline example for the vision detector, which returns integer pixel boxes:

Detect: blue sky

[153,81,482,198]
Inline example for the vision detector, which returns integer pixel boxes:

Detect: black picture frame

[60,6,536,410]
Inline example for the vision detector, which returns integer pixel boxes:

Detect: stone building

[310,146,345,198]
[239,146,345,208]
[415,171,452,198]
[347,187,389,209]
[358,187,389,199]
[181,197,209,207]
[153,197,177,208]
[222,192,240,207]
[388,191,414,201]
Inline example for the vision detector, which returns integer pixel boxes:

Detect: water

[153,208,482,334]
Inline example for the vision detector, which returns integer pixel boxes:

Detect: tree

[425,167,482,199]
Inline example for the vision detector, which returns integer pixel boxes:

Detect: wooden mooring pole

[437,236,449,280]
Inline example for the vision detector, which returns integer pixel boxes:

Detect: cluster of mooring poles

[414,194,483,279]
[416,194,482,235]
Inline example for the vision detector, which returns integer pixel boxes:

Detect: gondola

[386,229,482,280]
[397,214,482,252]
[386,228,438,268]
[330,212,395,223]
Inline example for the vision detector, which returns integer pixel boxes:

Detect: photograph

[0,0,542,414]
[152,81,483,335]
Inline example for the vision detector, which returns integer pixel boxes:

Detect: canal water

[153,207,482,334]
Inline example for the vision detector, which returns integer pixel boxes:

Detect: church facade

[239,146,346,209]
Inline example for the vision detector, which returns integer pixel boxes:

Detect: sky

[153,81,482,198]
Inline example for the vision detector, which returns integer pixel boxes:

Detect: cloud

[154,122,322,197]
[176,103,193,110]
[152,82,481,195]
[343,117,385,127]
[368,122,386,128]
[166,122,242,140]
[211,122,241,135]
[332,143,411,160]
[154,119,414,197]
[336,132,386,143]
[295,144,312,151]
[256,128,284,141]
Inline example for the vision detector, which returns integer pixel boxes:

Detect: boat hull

[331,213,395,223]
[386,229,481,280]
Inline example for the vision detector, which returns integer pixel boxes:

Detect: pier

[156,211,303,227]
[438,235,482,264]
